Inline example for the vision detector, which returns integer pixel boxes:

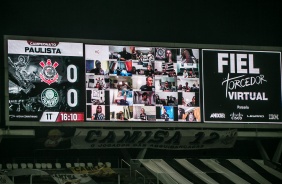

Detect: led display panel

[5,37,201,126]
[7,36,281,126]
[7,39,85,123]
[202,49,281,123]
[84,45,201,123]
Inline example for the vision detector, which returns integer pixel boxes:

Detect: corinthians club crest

[39,59,59,85]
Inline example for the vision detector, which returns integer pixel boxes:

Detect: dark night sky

[1,0,281,46]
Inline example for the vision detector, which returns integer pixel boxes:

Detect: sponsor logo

[247,115,264,118]
[230,112,243,120]
[210,113,225,118]
[41,88,59,107]
[39,59,59,85]
[27,40,59,47]
[269,114,279,120]
[237,105,249,109]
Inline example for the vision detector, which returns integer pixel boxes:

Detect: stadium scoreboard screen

[4,36,282,127]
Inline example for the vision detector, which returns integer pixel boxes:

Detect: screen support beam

[256,140,270,161]
[134,148,147,168]
[272,139,282,163]
[256,139,282,170]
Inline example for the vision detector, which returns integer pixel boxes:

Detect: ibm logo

[269,114,279,120]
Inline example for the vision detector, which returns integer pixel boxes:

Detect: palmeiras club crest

[39,59,59,85]
[41,88,59,107]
